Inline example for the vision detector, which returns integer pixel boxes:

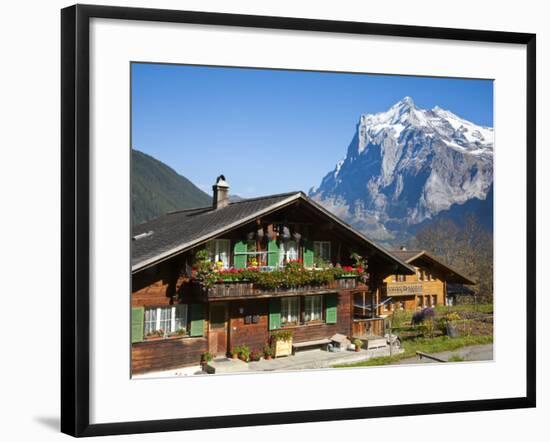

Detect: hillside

[132,149,211,225]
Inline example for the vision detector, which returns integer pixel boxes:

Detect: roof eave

[405,251,476,285]
[131,193,302,273]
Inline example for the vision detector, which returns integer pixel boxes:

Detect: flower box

[274,338,292,357]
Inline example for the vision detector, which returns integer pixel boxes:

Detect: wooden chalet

[131,176,414,375]
[380,248,476,314]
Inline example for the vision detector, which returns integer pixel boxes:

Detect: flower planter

[274,338,292,357]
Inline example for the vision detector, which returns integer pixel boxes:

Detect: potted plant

[238,345,250,362]
[145,329,165,340]
[200,351,213,368]
[263,344,274,360]
[249,350,262,362]
[230,346,240,360]
[353,338,363,352]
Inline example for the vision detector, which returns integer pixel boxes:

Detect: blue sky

[131,63,493,197]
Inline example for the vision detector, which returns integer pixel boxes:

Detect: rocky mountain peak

[310,98,494,242]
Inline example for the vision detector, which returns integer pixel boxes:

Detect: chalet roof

[132,191,415,274]
[390,249,476,285]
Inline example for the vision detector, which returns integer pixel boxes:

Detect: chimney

[400,245,407,251]
[212,175,230,209]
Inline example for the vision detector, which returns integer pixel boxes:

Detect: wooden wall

[132,336,207,374]
[383,264,447,311]
[228,299,270,352]
[227,291,352,352]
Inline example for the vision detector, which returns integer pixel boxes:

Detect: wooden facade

[380,250,475,314]
[131,254,369,374]
[131,190,413,375]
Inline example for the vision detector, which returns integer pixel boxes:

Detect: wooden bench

[366,337,387,349]
[292,338,332,354]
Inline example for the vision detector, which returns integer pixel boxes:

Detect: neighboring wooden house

[131,176,413,375]
[380,248,476,314]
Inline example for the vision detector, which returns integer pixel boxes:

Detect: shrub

[263,344,274,358]
[271,330,293,342]
[239,345,250,361]
[249,350,262,361]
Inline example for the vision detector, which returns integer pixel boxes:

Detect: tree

[409,214,493,300]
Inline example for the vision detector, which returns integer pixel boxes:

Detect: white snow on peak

[356,97,494,156]
[333,158,345,178]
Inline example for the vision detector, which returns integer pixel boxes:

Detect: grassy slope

[132,149,212,225]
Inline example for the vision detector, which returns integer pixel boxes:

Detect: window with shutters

[207,239,231,268]
[304,295,323,322]
[313,241,331,264]
[281,296,299,325]
[144,305,188,338]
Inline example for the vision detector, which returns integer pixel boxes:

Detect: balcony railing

[192,277,367,300]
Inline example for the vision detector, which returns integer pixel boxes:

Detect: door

[209,302,228,356]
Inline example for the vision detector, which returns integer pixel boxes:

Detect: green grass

[448,354,465,362]
[333,334,493,368]
[400,334,493,357]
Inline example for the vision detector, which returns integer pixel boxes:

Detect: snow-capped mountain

[309,97,493,242]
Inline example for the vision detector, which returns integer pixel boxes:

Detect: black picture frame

[61,4,536,437]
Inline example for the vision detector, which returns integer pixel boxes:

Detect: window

[144,305,188,337]
[304,295,323,322]
[398,274,406,282]
[425,295,431,307]
[432,295,437,307]
[417,296,423,308]
[313,241,331,263]
[391,274,397,282]
[279,240,299,266]
[281,296,299,325]
[399,301,405,310]
[207,239,231,268]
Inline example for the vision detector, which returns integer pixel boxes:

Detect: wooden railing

[352,318,385,337]
[193,278,367,300]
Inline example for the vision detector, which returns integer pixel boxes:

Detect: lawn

[333,334,493,368]
[333,303,494,369]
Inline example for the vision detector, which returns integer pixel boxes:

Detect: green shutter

[325,294,338,324]
[267,239,280,267]
[269,298,281,330]
[234,240,247,269]
[131,306,144,343]
[189,304,205,337]
[303,240,314,268]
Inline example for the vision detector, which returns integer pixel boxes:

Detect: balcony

[191,272,368,301]
[382,281,423,297]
